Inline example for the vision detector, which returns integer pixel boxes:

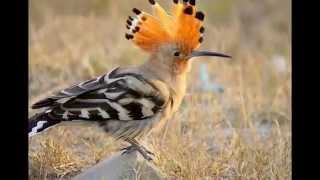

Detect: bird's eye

[173,51,180,57]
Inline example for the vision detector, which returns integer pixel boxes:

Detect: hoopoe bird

[29,0,231,161]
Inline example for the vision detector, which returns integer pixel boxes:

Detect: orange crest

[125,0,205,54]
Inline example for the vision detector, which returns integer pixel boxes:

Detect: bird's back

[29,66,175,139]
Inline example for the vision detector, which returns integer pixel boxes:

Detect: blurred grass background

[29,0,291,179]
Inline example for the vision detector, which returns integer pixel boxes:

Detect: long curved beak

[190,50,232,59]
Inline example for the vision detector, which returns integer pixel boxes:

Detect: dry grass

[29,0,291,179]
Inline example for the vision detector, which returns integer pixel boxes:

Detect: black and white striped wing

[32,67,168,121]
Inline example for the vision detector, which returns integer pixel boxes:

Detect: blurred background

[29,0,291,179]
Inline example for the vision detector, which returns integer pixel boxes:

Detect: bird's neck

[142,56,189,86]
[141,57,189,109]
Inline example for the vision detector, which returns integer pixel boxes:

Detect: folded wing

[32,67,168,122]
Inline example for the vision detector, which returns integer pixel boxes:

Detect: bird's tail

[28,112,61,137]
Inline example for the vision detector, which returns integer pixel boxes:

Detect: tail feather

[31,98,58,109]
[28,112,61,137]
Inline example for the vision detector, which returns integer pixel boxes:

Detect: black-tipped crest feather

[195,11,205,21]
[132,8,141,15]
[184,6,193,15]
[148,0,156,5]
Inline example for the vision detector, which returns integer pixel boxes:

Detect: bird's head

[125,0,231,74]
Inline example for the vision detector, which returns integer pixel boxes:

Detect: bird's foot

[140,145,155,156]
[121,145,154,161]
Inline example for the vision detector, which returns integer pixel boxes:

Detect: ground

[29,0,291,179]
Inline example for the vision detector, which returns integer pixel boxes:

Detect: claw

[143,154,153,161]
[140,146,155,156]
[121,145,136,155]
[119,146,130,151]
[120,145,154,161]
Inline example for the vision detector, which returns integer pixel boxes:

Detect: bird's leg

[121,138,154,161]
[131,138,155,156]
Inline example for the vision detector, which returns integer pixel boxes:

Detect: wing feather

[32,67,169,122]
